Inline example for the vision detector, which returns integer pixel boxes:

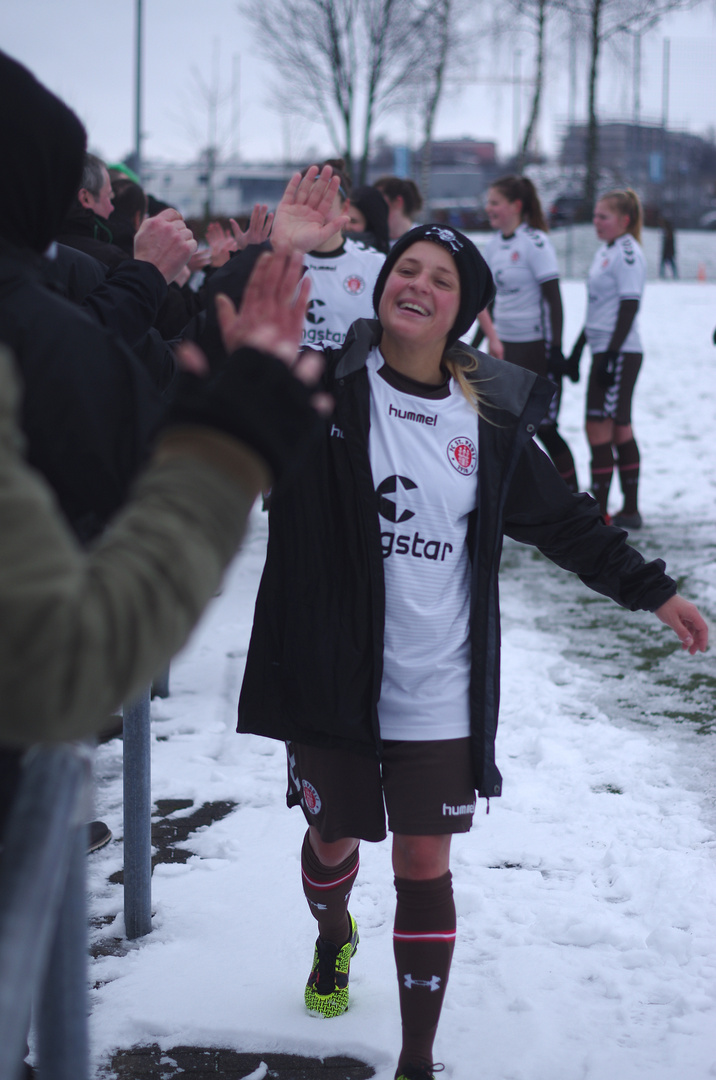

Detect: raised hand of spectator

[215,249,310,365]
[186,248,212,273]
[173,265,192,288]
[206,221,236,267]
[270,165,350,254]
[229,204,274,250]
[167,250,329,480]
[134,208,197,283]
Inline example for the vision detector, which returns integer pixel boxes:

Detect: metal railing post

[151,664,170,699]
[0,745,91,1080]
[36,822,89,1080]
[123,685,152,939]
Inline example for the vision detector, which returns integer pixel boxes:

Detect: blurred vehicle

[549,193,588,228]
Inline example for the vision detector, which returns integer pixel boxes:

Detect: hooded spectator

[0,50,164,542]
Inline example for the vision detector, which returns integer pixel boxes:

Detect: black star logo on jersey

[305,299,326,325]
[376,475,417,522]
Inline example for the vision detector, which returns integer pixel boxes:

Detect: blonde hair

[444,344,483,412]
[599,188,643,243]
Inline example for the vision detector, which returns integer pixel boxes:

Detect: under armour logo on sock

[403,974,441,991]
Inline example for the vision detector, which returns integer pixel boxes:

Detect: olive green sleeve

[0,349,269,745]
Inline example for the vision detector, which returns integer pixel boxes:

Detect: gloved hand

[593,350,619,388]
[546,344,567,381]
[164,347,323,483]
[565,340,584,383]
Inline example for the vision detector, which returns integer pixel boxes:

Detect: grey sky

[2,0,715,166]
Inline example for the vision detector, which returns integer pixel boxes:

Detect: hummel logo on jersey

[526,227,544,247]
[305,299,326,324]
[377,475,416,523]
[443,801,475,816]
[388,403,437,427]
[404,974,442,991]
[330,423,344,439]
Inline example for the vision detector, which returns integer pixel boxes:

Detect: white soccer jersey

[301,237,385,349]
[484,223,559,343]
[366,349,478,741]
[585,233,646,353]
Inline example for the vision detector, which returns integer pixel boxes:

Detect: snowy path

[88,283,716,1080]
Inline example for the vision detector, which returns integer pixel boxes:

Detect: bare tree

[512,0,555,167]
[561,0,704,214]
[170,39,235,218]
[412,0,477,208]
[242,0,431,181]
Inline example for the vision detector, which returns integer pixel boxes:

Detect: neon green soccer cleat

[304,913,359,1018]
[395,1064,444,1080]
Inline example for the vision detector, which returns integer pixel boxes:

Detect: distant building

[558,122,716,226]
[139,137,501,228]
[368,138,500,228]
[140,159,293,221]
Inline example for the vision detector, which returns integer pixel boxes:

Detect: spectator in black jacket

[0,50,192,543]
[57,153,201,339]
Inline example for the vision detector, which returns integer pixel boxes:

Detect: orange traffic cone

[697,262,707,281]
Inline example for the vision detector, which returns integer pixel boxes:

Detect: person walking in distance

[568,188,647,529]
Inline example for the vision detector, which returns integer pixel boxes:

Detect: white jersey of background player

[484,222,559,343]
[302,236,385,350]
[585,232,646,354]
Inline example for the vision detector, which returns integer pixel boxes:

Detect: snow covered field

[88,281,716,1080]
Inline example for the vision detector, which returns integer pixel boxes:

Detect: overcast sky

[2,0,715,166]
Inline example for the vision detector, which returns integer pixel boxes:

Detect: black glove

[565,340,584,383]
[593,350,619,388]
[164,347,323,482]
[546,344,566,381]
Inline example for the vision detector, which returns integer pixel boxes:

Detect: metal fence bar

[36,821,89,1080]
[0,744,91,1080]
[151,665,170,699]
[123,685,152,939]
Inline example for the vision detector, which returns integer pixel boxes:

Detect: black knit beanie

[372,224,495,347]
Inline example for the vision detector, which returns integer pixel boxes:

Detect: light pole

[134,0,144,181]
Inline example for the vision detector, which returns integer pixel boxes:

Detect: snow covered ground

[88,281,716,1080]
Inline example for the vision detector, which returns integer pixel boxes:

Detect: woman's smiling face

[378,241,461,352]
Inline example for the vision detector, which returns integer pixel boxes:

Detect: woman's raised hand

[229,204,274,250]
[270,165,350,254]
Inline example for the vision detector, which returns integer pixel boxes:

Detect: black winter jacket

[0,243,163,542]
[238,320,676,800]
